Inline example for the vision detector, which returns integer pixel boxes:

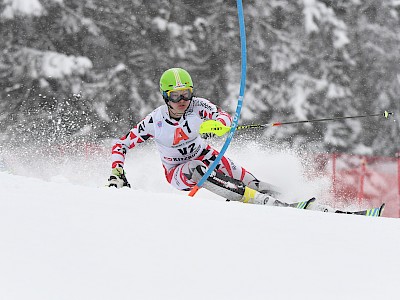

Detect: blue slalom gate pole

[189,0,247,197]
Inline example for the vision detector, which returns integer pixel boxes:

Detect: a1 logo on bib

[173,127,189,145]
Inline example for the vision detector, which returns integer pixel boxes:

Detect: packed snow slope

[1,143,399,300]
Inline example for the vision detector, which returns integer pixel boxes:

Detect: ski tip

[304,197,316,209]
[365,203,386,217]
[378,203,386,217]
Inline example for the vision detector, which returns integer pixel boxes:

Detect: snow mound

[1,166,399,299]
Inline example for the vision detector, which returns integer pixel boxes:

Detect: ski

[308,201,385,217]
[335,203,385,217]
[289,197,316,209]
[273,197,316,209]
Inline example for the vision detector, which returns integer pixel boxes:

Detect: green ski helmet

[160,68,193,103]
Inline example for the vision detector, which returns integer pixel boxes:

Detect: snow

[152,17,184,38]
[1,0,44,19]
[302,0,349,48]
[1,143,399,300]
[1,0,63,19]
[333,28,350,48]
[151,17,197,57]
[93,102,111,122]
[41,52,93,79]
[303,0,321,33]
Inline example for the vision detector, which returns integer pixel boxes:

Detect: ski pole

[199,111,393,136]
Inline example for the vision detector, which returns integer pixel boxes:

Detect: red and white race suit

[111,97,258,190]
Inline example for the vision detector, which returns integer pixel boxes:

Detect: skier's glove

[201,132,217,139]
[107,166,131,188]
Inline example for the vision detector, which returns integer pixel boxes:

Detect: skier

[106,67,384,216]
[106,67,297,206]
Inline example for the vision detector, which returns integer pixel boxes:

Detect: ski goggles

[165,87,193,103]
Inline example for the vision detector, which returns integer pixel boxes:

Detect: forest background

[0,0,399,156]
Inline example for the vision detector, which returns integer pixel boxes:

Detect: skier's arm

[194,98,232,126]
[111,114,154,169]
[108,114,154,188]
[195,98,232,138]
[207,101,232,127]
[214,107,232,127]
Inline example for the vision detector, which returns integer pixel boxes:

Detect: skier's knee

[180,161,208,183]
[190,163,208,182]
